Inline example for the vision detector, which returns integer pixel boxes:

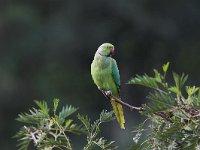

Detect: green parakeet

[91,43,125,129]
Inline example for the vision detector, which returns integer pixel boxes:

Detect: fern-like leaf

[99,110,115,123]
[93,137,117,150]
[128,74,159,90]
[77,114,91,132]
[170,72,188,96]
[59,105,78,123]
[34,100,50,117]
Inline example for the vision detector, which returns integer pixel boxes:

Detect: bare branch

[111,95,143,111]
[100,89,173,122]
[154,112,173,123]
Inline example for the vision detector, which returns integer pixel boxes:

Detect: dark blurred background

[1,0,200,149]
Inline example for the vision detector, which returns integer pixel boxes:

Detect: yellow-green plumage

[91,43,125,129]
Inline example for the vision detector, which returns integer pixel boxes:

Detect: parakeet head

[97,43,115,57]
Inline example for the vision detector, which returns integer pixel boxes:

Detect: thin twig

[52,118,72,150]
[99,89,143,111]
[111,95,143,111]
[111,95,173,122]
[24,126,38,145]
[154,112,173,123]
[101,89,173,122]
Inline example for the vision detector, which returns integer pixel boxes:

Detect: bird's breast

[91,61,114,91]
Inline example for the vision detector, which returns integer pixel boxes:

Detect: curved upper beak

[111,47,115,56]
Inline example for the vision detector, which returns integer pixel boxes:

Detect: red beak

[111,47,115,56]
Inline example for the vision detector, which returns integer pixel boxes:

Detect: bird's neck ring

[98,52,110,57]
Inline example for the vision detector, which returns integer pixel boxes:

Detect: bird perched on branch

[91,43,125,129]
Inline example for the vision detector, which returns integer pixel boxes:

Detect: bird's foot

[105,90,112,97]
[98,88,112,99]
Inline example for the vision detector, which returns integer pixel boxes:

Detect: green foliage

[78,110,116,150]
[15,99,116,150]
[168,72,188,97]
[129,62,200,149]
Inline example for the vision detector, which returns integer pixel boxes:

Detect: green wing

[111,59,125,129]
[111,59,120,89]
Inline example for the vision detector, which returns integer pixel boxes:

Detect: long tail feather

[111,98,125,129]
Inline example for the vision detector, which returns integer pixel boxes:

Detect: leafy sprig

[78,110,116,150]
[15,99,116,150]
[128,62,200,149]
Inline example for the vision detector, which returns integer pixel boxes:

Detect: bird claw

[98,88,112,99]
[105,90,112,96]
